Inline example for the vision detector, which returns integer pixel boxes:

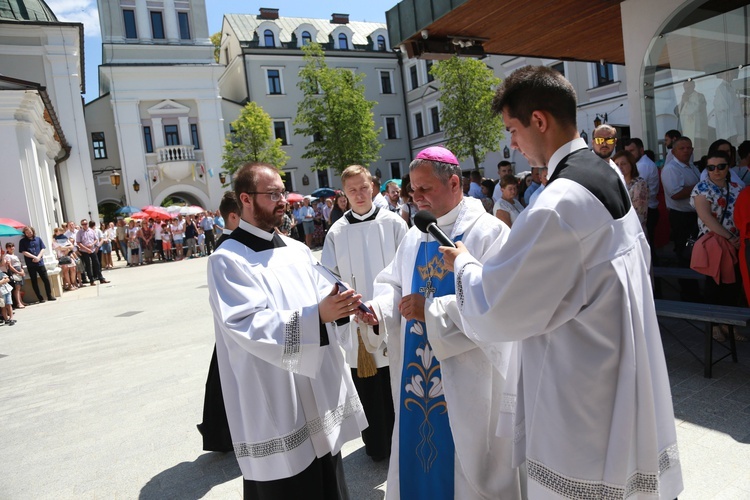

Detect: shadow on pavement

[343,447,388,499]
[139,451,240,500]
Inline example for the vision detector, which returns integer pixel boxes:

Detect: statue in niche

[713,69,743,145]
[678,80,709,157]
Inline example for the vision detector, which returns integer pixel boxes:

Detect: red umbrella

[286,193,304,204]
[143,207,171,220]
[0,218,26,229]
[130,211,150,219]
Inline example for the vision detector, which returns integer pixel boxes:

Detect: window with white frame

[317,168,330,188]
[425,60,434,82]
[338,33,349,50]
[92,132,107,159]
[379,70,393,94]
[595,62,614,86]
[414,112,424,138]
[390,161,401,179]
[178,12,190,40]
[123,9,137,39]
[150,11,165,39]
[264,29,275,47]
[384,116,399,139]
[429,106,440,133]
[266,68,283,95]
[377,35,386,51]
[409,65,419,90]
[273,121,289,146]
[301,31,312,45]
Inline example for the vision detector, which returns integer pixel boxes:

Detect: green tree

[294,44,382,174]
[222,101,289,174]
[430,56,504,170]
[210,32,221,63]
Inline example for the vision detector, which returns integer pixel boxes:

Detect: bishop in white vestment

[362,148,521,500]
[208,164,367,499]
[443,66,683,499]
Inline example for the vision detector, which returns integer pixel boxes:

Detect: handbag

[128,240,139,250]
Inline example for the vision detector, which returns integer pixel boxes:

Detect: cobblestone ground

[0,255,747,499]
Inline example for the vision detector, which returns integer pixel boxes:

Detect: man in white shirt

[384,180,402,213]
[372,176,389,210]
[207,162,367,498]
[661,136,700,269]
[441,65,683,500]
[624,137,661,251]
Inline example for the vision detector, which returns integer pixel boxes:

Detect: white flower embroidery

[410,322,424,336]
[416,345,434,370]
[405,374,425,398]
[428,377,443,398]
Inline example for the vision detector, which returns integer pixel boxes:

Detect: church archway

[154,185,210,209]
[98,200,122,225]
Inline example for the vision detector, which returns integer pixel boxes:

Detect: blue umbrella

[311,187,336,198]
[0,224,23,237]
[116,205,141,215]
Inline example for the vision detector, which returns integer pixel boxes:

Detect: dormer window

[377,35,386,51]
[264,29,275,47]
[302,31,312,46]
[338,33,348,50]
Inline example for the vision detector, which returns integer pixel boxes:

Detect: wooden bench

[654,299,749,378]
[653,267,704,280]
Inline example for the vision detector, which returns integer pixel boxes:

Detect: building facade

[0,1,98,258]
[217,9,412,191]
[85,0,226,214]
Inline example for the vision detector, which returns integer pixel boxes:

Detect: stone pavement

[0,254,748,499]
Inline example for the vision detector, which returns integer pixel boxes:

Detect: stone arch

[154,184,210,209]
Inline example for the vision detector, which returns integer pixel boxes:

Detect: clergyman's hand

[354,302,379,326]
[399,293,426,322]
[319,285,363,323]
[439,241,468,272]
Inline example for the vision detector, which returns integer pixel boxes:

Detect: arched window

[338,33,348,50]
[377,35,386,51]
[264,29,275,47]
[301,31,312,46]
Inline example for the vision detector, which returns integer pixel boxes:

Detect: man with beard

[207,163,368,499]
[357,147,520,499]
[592,124,618,163]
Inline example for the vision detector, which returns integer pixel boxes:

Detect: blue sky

[45,1,395,102]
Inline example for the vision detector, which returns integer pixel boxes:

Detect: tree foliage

[210,32,221,63]
[294,44,382,174]
[430,56,504,170]
[222,101,289,174]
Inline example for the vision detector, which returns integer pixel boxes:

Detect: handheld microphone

[414,210,456,248]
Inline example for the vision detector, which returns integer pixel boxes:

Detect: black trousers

[26,264,52,301]
[197,346,233,452]
[351,366,394,460]
[203,230,215,255]
[80,251,103,283]
[647,207,660,264]
[243,452,349,500]
[668,209,700,300]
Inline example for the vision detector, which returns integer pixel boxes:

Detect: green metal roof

[0,0,58,22]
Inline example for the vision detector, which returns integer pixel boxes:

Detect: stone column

[135,0,151,43]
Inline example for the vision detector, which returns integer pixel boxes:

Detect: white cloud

[46,0,100,38]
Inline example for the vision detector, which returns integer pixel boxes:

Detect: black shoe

[48,297,56,301]
[6,320,16,326]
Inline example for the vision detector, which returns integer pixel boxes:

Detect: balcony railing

[156,145,196,181]
[156,145,195,163]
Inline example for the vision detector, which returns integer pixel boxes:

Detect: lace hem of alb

[234,394,363,458]
[527,443,680,499]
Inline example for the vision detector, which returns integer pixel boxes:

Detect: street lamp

[133,180,140,193]
[110,171,121,188]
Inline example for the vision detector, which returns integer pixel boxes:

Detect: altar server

[207,162,367,499]
[441,65,683,499]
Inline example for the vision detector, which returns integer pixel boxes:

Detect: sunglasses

[706,163,729,172]
[594,137,617,145]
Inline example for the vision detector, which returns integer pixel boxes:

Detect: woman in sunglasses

[690,150,744,341]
